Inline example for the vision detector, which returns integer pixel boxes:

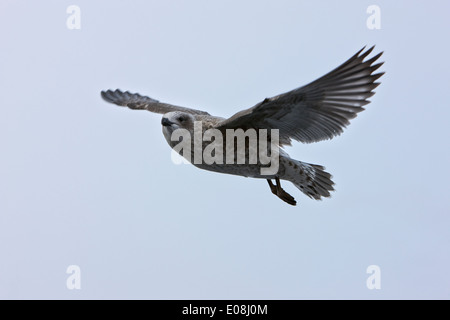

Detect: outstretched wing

[101,89,210,116]
[214,46,384,145]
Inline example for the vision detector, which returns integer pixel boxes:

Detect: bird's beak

[161,118,174,127]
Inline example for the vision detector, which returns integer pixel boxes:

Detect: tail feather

[281,158,335,200]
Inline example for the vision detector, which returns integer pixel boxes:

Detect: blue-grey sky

[1,0,449,299]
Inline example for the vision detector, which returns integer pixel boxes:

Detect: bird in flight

[101,46,384,206]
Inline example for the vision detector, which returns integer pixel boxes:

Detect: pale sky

[0,0,449,299]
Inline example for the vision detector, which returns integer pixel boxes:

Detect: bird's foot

[267,177,297,206]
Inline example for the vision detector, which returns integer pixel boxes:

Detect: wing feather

[101,89,210,116]
[214,46,384,145]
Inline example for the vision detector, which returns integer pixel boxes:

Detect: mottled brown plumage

[101,46,384,205]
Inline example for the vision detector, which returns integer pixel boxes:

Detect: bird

[101,46,384,206]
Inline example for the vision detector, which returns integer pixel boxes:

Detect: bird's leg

[267,179,278,195]
[266,177,297,206]
[275,177,297,206]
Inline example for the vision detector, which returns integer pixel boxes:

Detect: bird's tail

[281,157,335,200]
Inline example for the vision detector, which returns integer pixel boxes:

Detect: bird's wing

[214,46,384,145]
[101,89,210,116]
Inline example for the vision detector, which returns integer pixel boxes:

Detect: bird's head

[161,111,195,144]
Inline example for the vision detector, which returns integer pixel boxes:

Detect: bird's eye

[177,116,185,122]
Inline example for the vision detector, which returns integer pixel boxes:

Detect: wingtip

[100,89,110,101]
[100,88,125,104]
[100,89,113,102]
[353,45,379,62]
[100,90,108,99]
[360,45,367,52]
[358,46,375,60]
